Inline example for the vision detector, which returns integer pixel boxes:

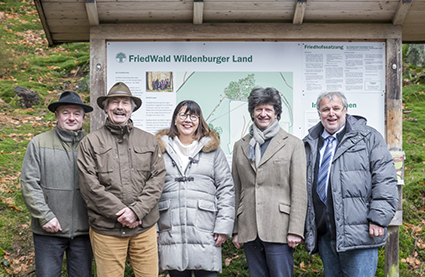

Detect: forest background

[0,0,425,276]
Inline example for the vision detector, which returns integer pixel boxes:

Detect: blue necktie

[317,136,335,203]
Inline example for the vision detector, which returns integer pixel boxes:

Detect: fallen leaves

[0,175,22,212]
[401,255,421,268]
[2,250,34,275]
[224,254,239,267]
[404,221,424,234]
[296,261,320,272]
[0,199,22,212]
[401,220,425,269]
[2,132,34,143]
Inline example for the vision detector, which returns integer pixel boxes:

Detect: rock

[14,86,41,109]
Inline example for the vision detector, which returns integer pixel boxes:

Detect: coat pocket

[93,146,115,186]
[157,199,172,231]
[132,146,153,186]
[279,203,291,215]
[195,199,217,232]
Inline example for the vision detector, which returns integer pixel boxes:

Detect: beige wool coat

[232,128,307,244]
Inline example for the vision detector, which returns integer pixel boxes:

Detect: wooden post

[89,37,106,132]
[385,38,403,277]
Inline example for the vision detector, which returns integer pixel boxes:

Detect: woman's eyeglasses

[178,113,199,121]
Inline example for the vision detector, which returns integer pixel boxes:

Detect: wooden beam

[89,38,107,131]
[385,37,403,277]
[293,0,307,25]
[90,23,402,41]
[193,0,204,25]
[33,0,54,46]
[86,0,100,26]
[393,0,413,25]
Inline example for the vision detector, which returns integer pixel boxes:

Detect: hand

[369,223,385,237]
[232,234,243,249]
[42,218,62,233]
[214,233,228,247]
[116,207,141,228]
[287,234,303,248]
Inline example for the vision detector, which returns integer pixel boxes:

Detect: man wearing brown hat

[21,91,94,276]
[78,82,166,276]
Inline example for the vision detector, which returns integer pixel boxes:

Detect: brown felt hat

[97,82,142,111]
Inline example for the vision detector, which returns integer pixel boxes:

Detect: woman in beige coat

[232,87,307,277]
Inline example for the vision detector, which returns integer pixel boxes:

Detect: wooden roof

[34,0,425,46]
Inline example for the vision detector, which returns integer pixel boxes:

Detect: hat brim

[48,102,94,113]
[97,95,142,112]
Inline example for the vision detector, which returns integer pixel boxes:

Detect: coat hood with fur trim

[155,129,220,154]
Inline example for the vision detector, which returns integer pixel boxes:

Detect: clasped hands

[116,207,142,228]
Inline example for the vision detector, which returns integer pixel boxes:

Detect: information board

[107,41,386,156]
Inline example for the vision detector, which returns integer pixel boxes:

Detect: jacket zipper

[70,133,76,239]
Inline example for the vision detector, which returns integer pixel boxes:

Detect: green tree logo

[116,52,127,63]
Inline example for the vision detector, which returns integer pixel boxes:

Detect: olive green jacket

[78,119,166,236]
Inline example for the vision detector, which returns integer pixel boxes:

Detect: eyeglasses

[178,113,199,121]
[318,106,346,116]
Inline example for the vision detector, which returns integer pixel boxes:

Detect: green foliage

[0,83,16,103]
[402,44,409,62]
[0,30,12,78]
[403,64,425,85]
[400,83,425,276]
[0,124,51,174]
[402,84,425,209]
[220,240,249,276]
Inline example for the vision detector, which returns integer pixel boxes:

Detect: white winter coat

[155,129,235,273]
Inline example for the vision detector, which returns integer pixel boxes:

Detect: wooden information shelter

[34,1,425,276]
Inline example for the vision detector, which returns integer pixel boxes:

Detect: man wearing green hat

[78,82,166,276]
[21,90,94,276]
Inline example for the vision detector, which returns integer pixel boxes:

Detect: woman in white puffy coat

[155,100,235,277]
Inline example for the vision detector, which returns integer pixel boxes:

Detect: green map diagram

[175,72,293,155]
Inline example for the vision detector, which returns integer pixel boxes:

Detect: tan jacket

[77,119,166,236]
[232,128,307,244]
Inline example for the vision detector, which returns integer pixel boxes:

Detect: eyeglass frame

[178,112,199,121]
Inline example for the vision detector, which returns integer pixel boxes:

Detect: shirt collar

[321,124,346,141]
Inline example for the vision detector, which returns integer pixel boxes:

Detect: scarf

[172,137,199,170]
[248,120,280,167]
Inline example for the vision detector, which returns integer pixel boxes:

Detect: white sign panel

[106,42,386,156]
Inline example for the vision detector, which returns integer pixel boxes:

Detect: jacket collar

[304,114,372,161]
[241,128,288,170]
[155,129,220,154]
[105,118,133,136]
[55,125,85,143]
